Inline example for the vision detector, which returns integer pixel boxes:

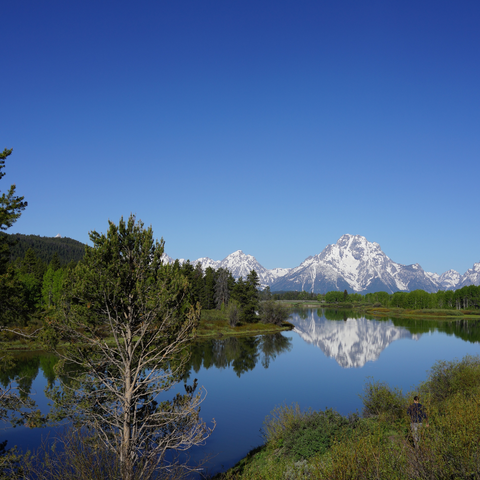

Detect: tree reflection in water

[187,333,292,377]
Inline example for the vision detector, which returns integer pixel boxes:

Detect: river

[2,308,480,475]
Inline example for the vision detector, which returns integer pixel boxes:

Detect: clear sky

[2,0,479,275]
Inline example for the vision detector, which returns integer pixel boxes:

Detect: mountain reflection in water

[290,309,418,368]
[3,313,480,475]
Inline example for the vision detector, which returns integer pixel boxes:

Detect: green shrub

[283,459,314,480]
[425,392,480,478]
[226,300,240,327]
[420,354,480,403]
[360,379,406,421]
[200,309,226,322]
[261,300,290,326]
[284,409,352,460]
[263,403,354,461]
[262,403,304,446]
[314,420,409,480]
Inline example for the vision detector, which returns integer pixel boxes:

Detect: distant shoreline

[277,300,480,320]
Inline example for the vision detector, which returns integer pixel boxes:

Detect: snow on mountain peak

[457,261,480,289]
[161,236,479,294]
[272,234,443,294]
[190,250,290,288]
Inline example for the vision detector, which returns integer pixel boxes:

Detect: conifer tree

[0,148,41,479]
[203,267,215,309]
[0,148,28,325]
[214,268,230,309]
[48,215,214,480]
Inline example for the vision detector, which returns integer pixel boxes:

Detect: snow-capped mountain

[194,250,289,288]
[162,234,479,293]
[161,253,174,264]
[161,250,289,287]
[271,234,440,294]
[290,310,418,368]
[457,262,480,289]
[192,257,221,271]
[438,269,462,290]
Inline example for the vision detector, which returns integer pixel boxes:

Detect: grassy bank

[3,303,478,352]
[198,309,294,337]
[281,300,480,320]
[0,309,294,352]
[214,355,480,480]
[364,306,480,320]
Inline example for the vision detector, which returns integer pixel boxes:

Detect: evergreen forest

[4,232,85,265]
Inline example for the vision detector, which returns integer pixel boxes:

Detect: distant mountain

[290,310,419,368]
[161,234,480,294]
[426,269,462,290]
[271,234,441,294]
[4,233,85,265]
[192,257,221,271]
[457,262,480,289]
[193,250,289,288]
[12,231,478,293]
[160,253,175,264]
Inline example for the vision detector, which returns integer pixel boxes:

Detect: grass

[283,300,480,320]
[365,306,480,320]
[0,310,294,352]
[2,304,478,352]
[197,309,294,338]
[214,355,480,480]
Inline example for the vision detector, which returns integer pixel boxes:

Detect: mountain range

[164,234,480,294]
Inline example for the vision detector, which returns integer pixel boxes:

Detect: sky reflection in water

[3,309,480,475]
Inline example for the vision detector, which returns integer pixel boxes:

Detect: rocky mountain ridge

[163,234,479,294]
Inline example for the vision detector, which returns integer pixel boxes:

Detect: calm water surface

[3,309,480,475]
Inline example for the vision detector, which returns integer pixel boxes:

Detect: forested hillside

[3,233,85,265]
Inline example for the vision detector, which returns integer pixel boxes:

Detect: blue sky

[2,1,479,275]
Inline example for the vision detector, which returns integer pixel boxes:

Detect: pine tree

[0,148,28,325]
[0,149,27,239]
[214,268,230,309]
[203,267,215,309]
[244,270,260,322]
[48,252,61,272]
[48,215,214,479]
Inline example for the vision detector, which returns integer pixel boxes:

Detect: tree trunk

[122,325,133,480]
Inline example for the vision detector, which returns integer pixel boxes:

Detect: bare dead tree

[46,216,215,480]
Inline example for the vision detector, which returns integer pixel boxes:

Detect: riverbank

[198,309,294,338]
[3,302,478,352]
[278,300,480,320]
[213,355,480,480]
[0,310,294,352]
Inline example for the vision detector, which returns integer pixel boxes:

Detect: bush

[315,420,409,480]
[261,300,290,326]
[419,392,480,479]
[420,354,480,403]
[263,402,303,446]
[360,379,406,422]
[284,409,352,460]
[263,403,353,461]
[284,459,314,480]
[226,300,240,327]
